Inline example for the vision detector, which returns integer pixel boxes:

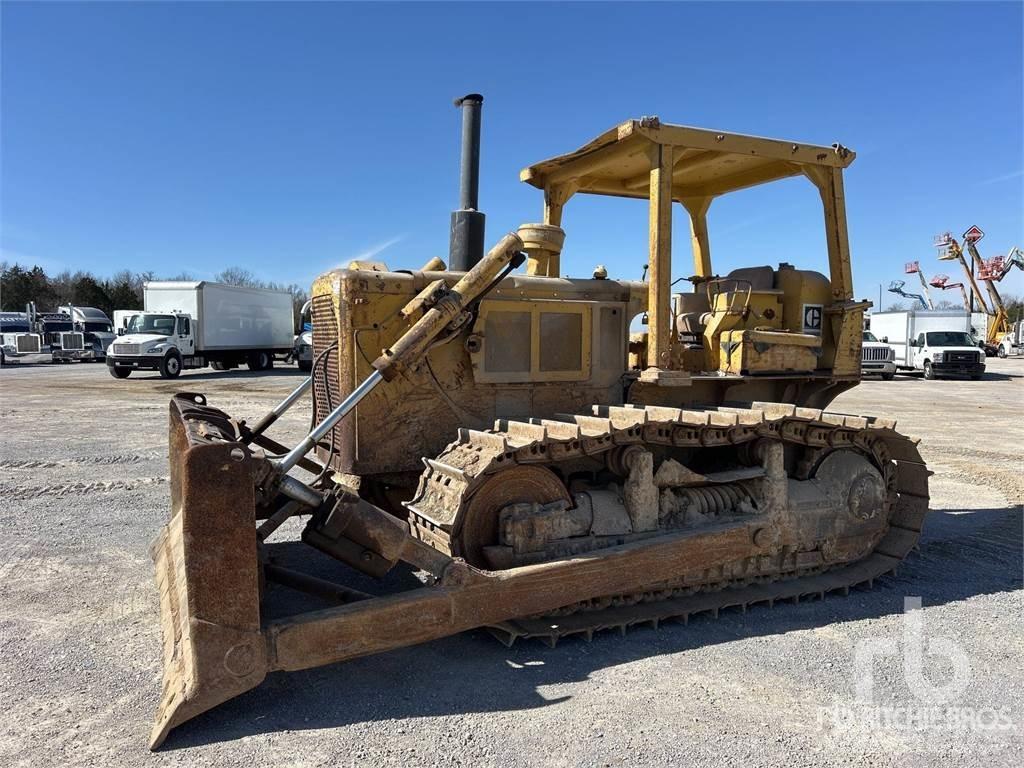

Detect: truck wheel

[923,361,934,380]
[160,352,182,379]
[109,366,131,379]
[0,350,5,367]
[882,373,895,381]
[210,361,227,371]
[247,351,271,371]
[998,346,1007,358]
[298,360,312,373]
[971,374,983,380]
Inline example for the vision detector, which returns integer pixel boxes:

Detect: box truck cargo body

[106,281,295,379]
[870,310,985,380]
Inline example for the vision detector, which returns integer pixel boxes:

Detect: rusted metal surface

[149,394,267,749]
[147,120,932,750]
[150,394,928,747]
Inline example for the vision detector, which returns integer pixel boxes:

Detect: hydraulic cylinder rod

[244,374,314,443]
[273,231,525,493]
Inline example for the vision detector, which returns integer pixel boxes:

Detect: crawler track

[407,402,930,646]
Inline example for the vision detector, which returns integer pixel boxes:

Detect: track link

[406,401,930,646]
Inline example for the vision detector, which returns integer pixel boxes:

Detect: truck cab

[58,305,115,361]
[34,311,83,362]
[910,330,985,380]
[0,312,43,365]
[998,320,1023,358]
[108,311,194,378]
[860,330,896,380]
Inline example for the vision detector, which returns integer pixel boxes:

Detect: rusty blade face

[149,395,268,750]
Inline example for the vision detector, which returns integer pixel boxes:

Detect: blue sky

[2,1,1022,303]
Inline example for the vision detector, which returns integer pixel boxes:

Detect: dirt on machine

[147,97,931,748]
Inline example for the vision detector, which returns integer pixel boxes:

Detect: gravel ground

[0,358,1021,767]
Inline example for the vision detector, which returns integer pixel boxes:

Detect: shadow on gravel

[123,368,309,381]
[158,504,1023,751]
[885,371,1021,382]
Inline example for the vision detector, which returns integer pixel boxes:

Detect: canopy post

[647,142,674,368]
[681,196,713,280]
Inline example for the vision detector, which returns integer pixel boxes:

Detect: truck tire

[210,361,228,371]
[247,351,271,371]
[160,351,182,379]
[998,346,1007,359]
[109,366,131,379]
[0,350,5,367]
[882,373,895,381]
[923,361,934,380]
[298,360,312,373]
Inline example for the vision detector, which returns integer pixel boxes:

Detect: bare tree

[215,267,260,287]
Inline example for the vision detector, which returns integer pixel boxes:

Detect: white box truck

[106,281,294,379]
[870,310,985,380]
[113,309,142,334]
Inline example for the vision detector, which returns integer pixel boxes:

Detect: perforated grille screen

[311,294,344,464]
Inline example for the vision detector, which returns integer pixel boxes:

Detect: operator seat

[674,266,777,341]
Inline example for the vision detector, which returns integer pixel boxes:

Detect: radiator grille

[861,346,891,362]
[311,294,344,465]
[113,343,140,355]
[947,351,978,364]
[60,332,84,351]
[15,335,40,353]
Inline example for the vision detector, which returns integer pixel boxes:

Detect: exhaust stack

[449,93,485,271]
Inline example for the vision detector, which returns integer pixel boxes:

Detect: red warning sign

[963,225,984,243]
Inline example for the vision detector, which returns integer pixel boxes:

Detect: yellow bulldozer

[149,96,931,748]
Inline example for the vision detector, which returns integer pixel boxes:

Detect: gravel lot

[1,358,1021,767]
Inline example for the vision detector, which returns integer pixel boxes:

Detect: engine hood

[116,334,170,346]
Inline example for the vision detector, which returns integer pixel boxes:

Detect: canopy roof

[520,118,856,201]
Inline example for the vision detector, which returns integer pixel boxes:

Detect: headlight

[146,345,165,354]
[932,352,943,363]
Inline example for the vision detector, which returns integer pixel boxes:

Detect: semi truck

[871,309,985,380]
[23,304,85,363]
[57,305,115,361]
[0,311,43,365]
[106,281,295,379]
[292,299,313,372]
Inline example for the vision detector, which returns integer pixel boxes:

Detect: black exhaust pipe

[449,93,485,271]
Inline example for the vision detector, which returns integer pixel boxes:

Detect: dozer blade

[149,394,268,749]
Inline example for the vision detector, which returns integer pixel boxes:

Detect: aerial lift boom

[904,261,935,309]
[964,237,1010,344]
[935,233,990,314]
[887,280,929,309]
[929,274,970,309]
[978,246,1024,282]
